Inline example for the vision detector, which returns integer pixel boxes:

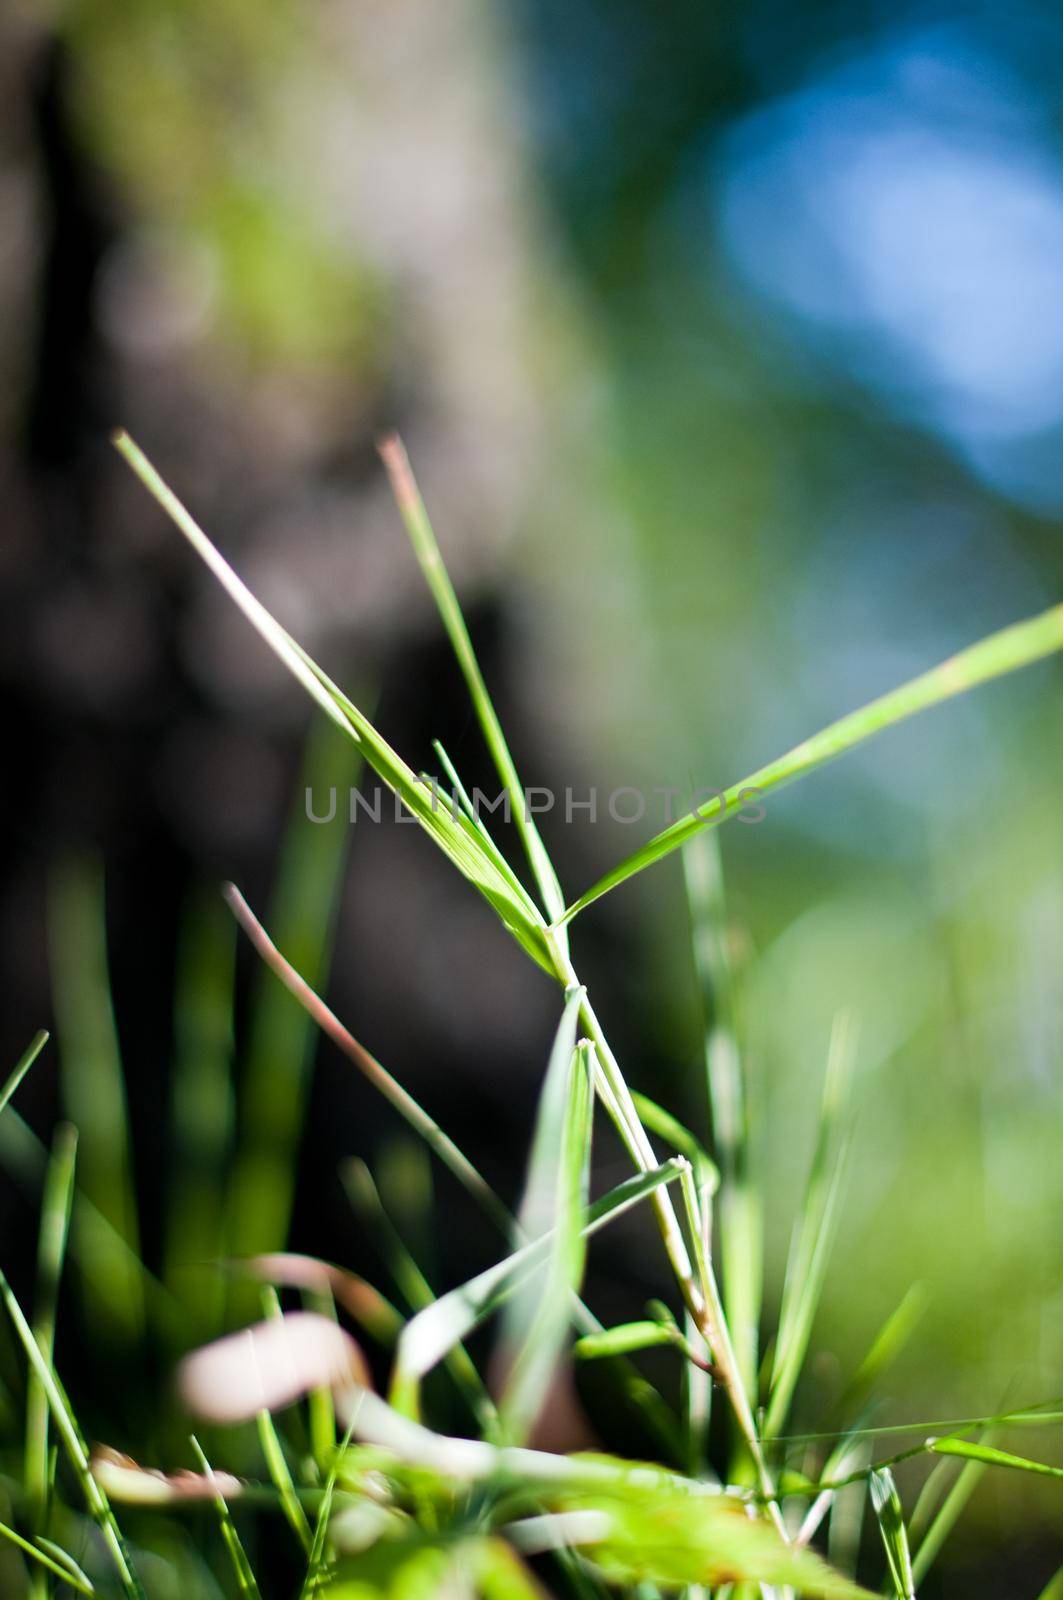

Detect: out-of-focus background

[3,0,1063,1590]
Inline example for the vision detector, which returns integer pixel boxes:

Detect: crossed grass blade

[113,432,552,976]
[378,433,567,934]
[0,1270,144,1599]
[113,430,728,1392]
[226,888,685,1457]
[0,1109,182,1341]
[0,1519,94,1596]
[225,885,511,1237]
[390,1161,686,1414]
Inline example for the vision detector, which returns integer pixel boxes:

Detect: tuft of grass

[3,428,1061,1597]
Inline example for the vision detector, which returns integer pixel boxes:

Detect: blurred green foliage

[63,0,386,371]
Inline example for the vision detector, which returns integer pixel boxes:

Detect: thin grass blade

[836,1283,930,1426]
[25,1123,77,1541]
[228,885,511,1236]
[190,1437,263,1600]
[0,1111,180,1341]
[0,1520,94,1596]
[257,1408,312,1554]
[299,1420,354,1599]
[869,1467,915,1600]
[225,895,680,1456]
[575,1323,679,1361]
[114,431,552,972]
[684,832,761,1403]
[765,1010,858,1439]
[0,1031,49,1118]
[630,1092,719,1197]
[379,433,566,932]
[909,1440,988,1589]
[926,1436,1063,1478]
[565,595,1063,920]
[499,995,593,1440]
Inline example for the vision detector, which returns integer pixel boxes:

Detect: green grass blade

[254,1282,314,1549]
[298,1421,354,1600]
[35,1538,97,1595]
[431,741,482,828]
[926,1436,1063,1478]
[49,856,144,1343]
[25,1123,77,1539]
[869,1468,915,1600]
[164,887,236,1332]
[190,1437,263,1600]
[676,1162,782,1529]
[499,1001,594,1441]
[684,832,761,1403]
[836,1283,930,1426]
[564,596,1063,921]
[0,1519,94,1595]
[379,433,567,932]
[226,716,360,1270]
[0,1270,143,1598]
[0,1031,49,1117]
[392,1160,685,1405]
[257,1408,312,1553]
[430,739,538,901]
[1037,1565,1063,1600]
[575,1315,717,1379]
[575,1322,679,1361]
[0,1111,181,1342]
[774,1395,1063,1449]
[765,1011,858,1439]
[114,431,552,973]
[909,1438,989,1589]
